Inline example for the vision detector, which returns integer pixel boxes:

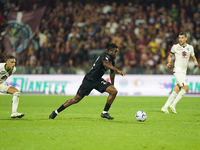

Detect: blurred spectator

[25,60,31,74]
[123,48,138,74]
[105,15,118,35]
[136,35,148,51]
[135,15,146,26]
[137,60,146,74]
[112,32,124,48]
[37,28,49,47]
[27,44,37,66]
[194,26,200,40]
[148,37,160,53]
[169,4,178,21]
[0,48,6,62]
[145,53,156,74]
[158,59,168,74]
[0,12,5,31]
[67,27,81,41]
[34,61,43,74]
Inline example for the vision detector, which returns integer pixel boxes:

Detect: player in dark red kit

[49,43,125,120]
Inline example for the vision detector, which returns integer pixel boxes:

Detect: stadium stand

[0,0,200,74]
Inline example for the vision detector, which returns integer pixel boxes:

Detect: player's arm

[191,55,198,66]
[110,70,115,85]
[103,60,125,76]
[167,52,174,68]
[190,46,198,66]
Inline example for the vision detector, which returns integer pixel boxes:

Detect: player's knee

[174,88,180,94]
[13,91,20,97]
[72,98,81,103]
[114,89,118,95]
[182,86,189,92]
[111,88,118,96]
[174,84,180,93]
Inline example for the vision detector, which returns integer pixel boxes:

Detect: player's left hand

[117,70,126,76]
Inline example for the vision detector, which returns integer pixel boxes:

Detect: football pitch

[0,95,199,150]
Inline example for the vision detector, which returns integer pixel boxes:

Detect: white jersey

[0,63,16,84]
[171,43,195,74]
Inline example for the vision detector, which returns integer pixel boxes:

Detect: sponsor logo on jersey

[182,51,187,57]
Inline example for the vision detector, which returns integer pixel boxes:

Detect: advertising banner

[4,75,200,96]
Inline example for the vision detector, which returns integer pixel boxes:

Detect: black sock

[57,105,66,113]
[103,103,111,112]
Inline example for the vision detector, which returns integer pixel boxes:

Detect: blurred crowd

[0,0,200,75]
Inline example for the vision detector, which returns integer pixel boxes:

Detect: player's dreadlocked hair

[105,43,118,51]
[105,42,111,51]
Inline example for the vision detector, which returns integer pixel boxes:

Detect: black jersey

[85,52,115,82]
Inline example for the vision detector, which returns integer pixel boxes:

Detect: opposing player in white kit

[161,32,198,114]
[0,56,24,118]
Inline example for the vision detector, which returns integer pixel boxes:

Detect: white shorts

[0,82,11,94]
[173,72,188,87]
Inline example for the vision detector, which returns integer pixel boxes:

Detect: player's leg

[169,73,189,113]
[101,85,118,120]
[49,94,83,119]
[170,85,188,113]
[161,84,180,114]
[49,78,94,119]
[7,86,24,118]
[49,77,92,119]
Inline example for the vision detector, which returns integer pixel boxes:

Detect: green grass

[0,95,200,150]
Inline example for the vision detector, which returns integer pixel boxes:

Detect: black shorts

[77,77,112,97]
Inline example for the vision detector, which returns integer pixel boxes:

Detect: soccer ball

[135,110,147,122]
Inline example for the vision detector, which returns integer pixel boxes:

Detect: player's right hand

[195,61,198,67]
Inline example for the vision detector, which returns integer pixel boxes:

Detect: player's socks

[49,111,57,119]
[163,91,177,108]
[57,105,66,113]
[172,89,186,106]
[102,103,111,113]
[49,105,66,119]
[102,111,107,114]
[12,92,20,113]
[101,103,113,119]
[55,110,58,114]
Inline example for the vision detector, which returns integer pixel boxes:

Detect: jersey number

[101,81,108,85]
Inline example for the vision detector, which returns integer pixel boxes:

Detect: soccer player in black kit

[49,43,125,120]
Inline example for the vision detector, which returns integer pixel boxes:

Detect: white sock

[102,111,107,114]
[12,92,20,113]
[55,110,58,114]
[172,89,186,106]
[163,91,177,108]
